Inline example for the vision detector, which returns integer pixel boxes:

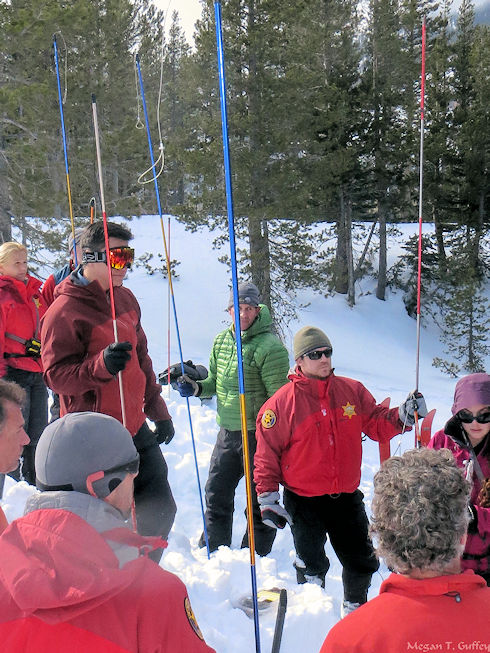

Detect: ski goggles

[83,247,134,270]
[303,348,333,360]
[109,247,135,270]
[457,409,490,424]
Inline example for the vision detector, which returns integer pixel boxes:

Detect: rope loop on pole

[134,52,210,560]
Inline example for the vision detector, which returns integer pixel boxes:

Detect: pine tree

[433,235,489,375]
[363,0,408,300]
[0,0,167,255]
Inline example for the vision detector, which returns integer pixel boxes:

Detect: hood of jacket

[240,304,273,341]
[0,508,141,624]
[25,491,140,567]
[53,268,110,308]
[0,274,42,303]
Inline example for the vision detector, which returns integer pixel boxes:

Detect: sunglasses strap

[461,428,486,483]
[83,250,107,264]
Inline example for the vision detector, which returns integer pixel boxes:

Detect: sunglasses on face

[457,409,490,424]
[104,453,140,476]
[303,348,333,360]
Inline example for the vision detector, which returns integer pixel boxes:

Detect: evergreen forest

[1,0,489,374]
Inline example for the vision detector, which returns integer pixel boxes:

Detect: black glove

[158,360,208,390]
[399,391,428,426]
[177,374,200,397]
[444,415,470,450]
[154,419,175,445]
[103,341,132,375]
[468,504,478,535]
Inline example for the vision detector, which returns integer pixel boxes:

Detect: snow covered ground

[2,216,484,652]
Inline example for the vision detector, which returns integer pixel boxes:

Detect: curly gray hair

[370,448,471,575]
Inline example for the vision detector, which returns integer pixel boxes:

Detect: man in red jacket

[254,326,426,616]
[320,447,490,652]
[41,221,176,560]
[0,379,29,533]
[0,411,215,652]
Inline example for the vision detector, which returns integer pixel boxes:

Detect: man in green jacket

[177,282,290,555]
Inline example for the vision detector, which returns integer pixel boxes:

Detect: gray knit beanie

[228,281,260,309]
[35,412,138,499]
[293,326,332,360]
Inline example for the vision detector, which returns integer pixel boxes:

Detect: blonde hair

[0,242,27,267]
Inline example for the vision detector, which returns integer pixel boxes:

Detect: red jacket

[0,274,47,376]
[41,274,57,307]
[41,262,73,307]
[429,429,490,576]
[0,508,215,652]
[254,371,405,496]
[0,506,7,535]
[41,273,170,436]
[320,571,490,652]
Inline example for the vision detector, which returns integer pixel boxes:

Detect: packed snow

[2,215,482,653]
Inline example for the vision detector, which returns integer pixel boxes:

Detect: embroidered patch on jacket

[261,409,277,428]
[184,596,204,641]
[342,402,356,419]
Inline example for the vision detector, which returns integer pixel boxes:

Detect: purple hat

[451,373,490,415]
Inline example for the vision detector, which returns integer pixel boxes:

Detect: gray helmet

[35,412,139,499]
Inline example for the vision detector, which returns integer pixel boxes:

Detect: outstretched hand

[399,391,428,426]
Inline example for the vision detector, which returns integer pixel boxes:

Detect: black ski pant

[5,368,48,486]
[133,421,177,563]
[200,427,276,556]
[284,488,379,604]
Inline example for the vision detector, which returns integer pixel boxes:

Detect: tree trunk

[0,181,12,243]
[346,196,355,306]
[354,220,377,281]
[248,215,272,313]
[335,189,348,294]
[376,198,387,301]
[433,207,446,266]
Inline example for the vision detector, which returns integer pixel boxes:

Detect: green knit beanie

[293,326,332,360]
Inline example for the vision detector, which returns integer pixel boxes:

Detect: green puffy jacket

[199,305,290,430]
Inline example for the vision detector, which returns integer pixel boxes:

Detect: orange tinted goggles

[109,247,134,270]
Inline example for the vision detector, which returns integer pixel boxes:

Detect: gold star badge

[342,402,356,419]
[261,409,277,429]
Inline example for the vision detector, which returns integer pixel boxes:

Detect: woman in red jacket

[320,448,490,652]
[428,372,490,585]
[0,241,48,485]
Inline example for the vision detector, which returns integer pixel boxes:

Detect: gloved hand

[159,360,208,389]
[399,391,428,426]
[176,374,200,397]
[258,491,292,529]
[154,419,175,445]
[444,415,468,449]
[103,341,132,375]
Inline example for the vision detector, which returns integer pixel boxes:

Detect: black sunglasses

[104,453,140,476]
[303,348,332,360]
[457,409,490,425]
